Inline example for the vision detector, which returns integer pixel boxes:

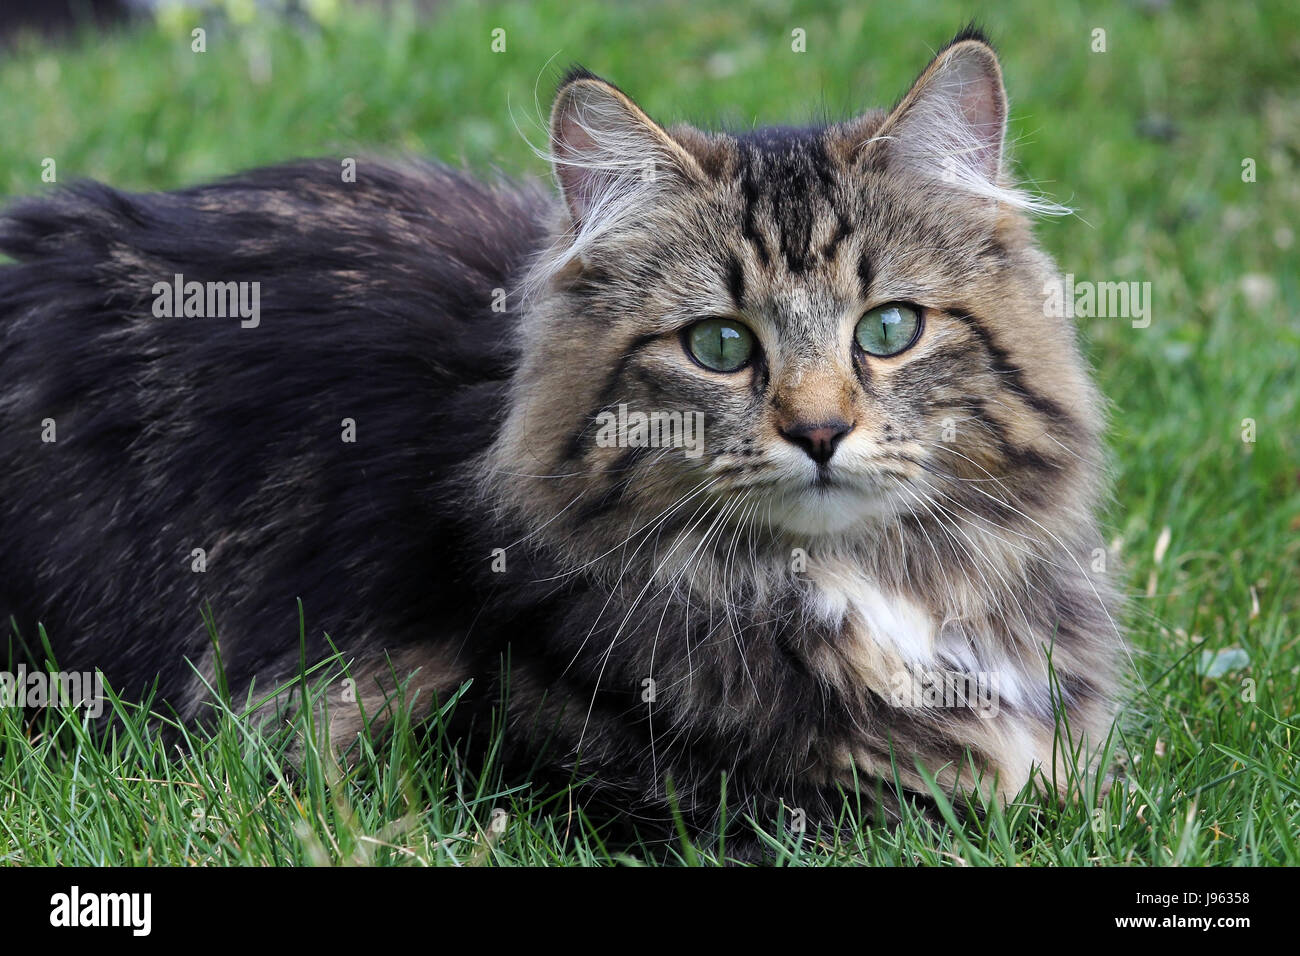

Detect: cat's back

[0,156,551,341]
[0,159,551,691]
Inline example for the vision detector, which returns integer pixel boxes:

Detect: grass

[1,0,1297,865]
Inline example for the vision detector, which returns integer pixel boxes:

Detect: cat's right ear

[549,68,706,232]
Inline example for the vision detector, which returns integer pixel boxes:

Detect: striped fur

[0,29,1123,851]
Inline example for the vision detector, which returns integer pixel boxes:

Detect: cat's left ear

[549,68,707,232]
[839,34,1007,191]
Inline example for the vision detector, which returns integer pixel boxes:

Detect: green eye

[686,318,755,372]
[855,303,922,357]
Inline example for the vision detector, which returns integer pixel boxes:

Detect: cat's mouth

[766,469,906,536]
[810,467,844,490]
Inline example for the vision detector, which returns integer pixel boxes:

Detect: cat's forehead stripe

[733,127,849,278]
[726,254,745,309]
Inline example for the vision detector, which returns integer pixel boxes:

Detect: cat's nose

[779,419,853,465]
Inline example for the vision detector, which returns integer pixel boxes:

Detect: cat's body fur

[0,30,1123,845]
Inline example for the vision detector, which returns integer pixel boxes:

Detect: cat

[0,26,1124,850]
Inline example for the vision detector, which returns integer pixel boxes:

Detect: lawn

[1,0,1297,865]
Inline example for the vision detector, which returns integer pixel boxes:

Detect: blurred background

[2,0,1297,604]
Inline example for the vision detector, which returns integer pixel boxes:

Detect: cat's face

[495,40,1103,554]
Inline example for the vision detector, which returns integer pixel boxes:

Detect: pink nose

[779,420,852,465]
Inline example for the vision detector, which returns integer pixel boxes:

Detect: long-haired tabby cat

[0,27,1123,850]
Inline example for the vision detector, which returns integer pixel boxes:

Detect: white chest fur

[802,556,1042,716]
[804,558,937,667]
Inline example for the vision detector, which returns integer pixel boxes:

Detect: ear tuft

[557,63,600,90]
[946,20,994,50]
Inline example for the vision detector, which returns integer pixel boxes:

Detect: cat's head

[491,30,1103,558]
